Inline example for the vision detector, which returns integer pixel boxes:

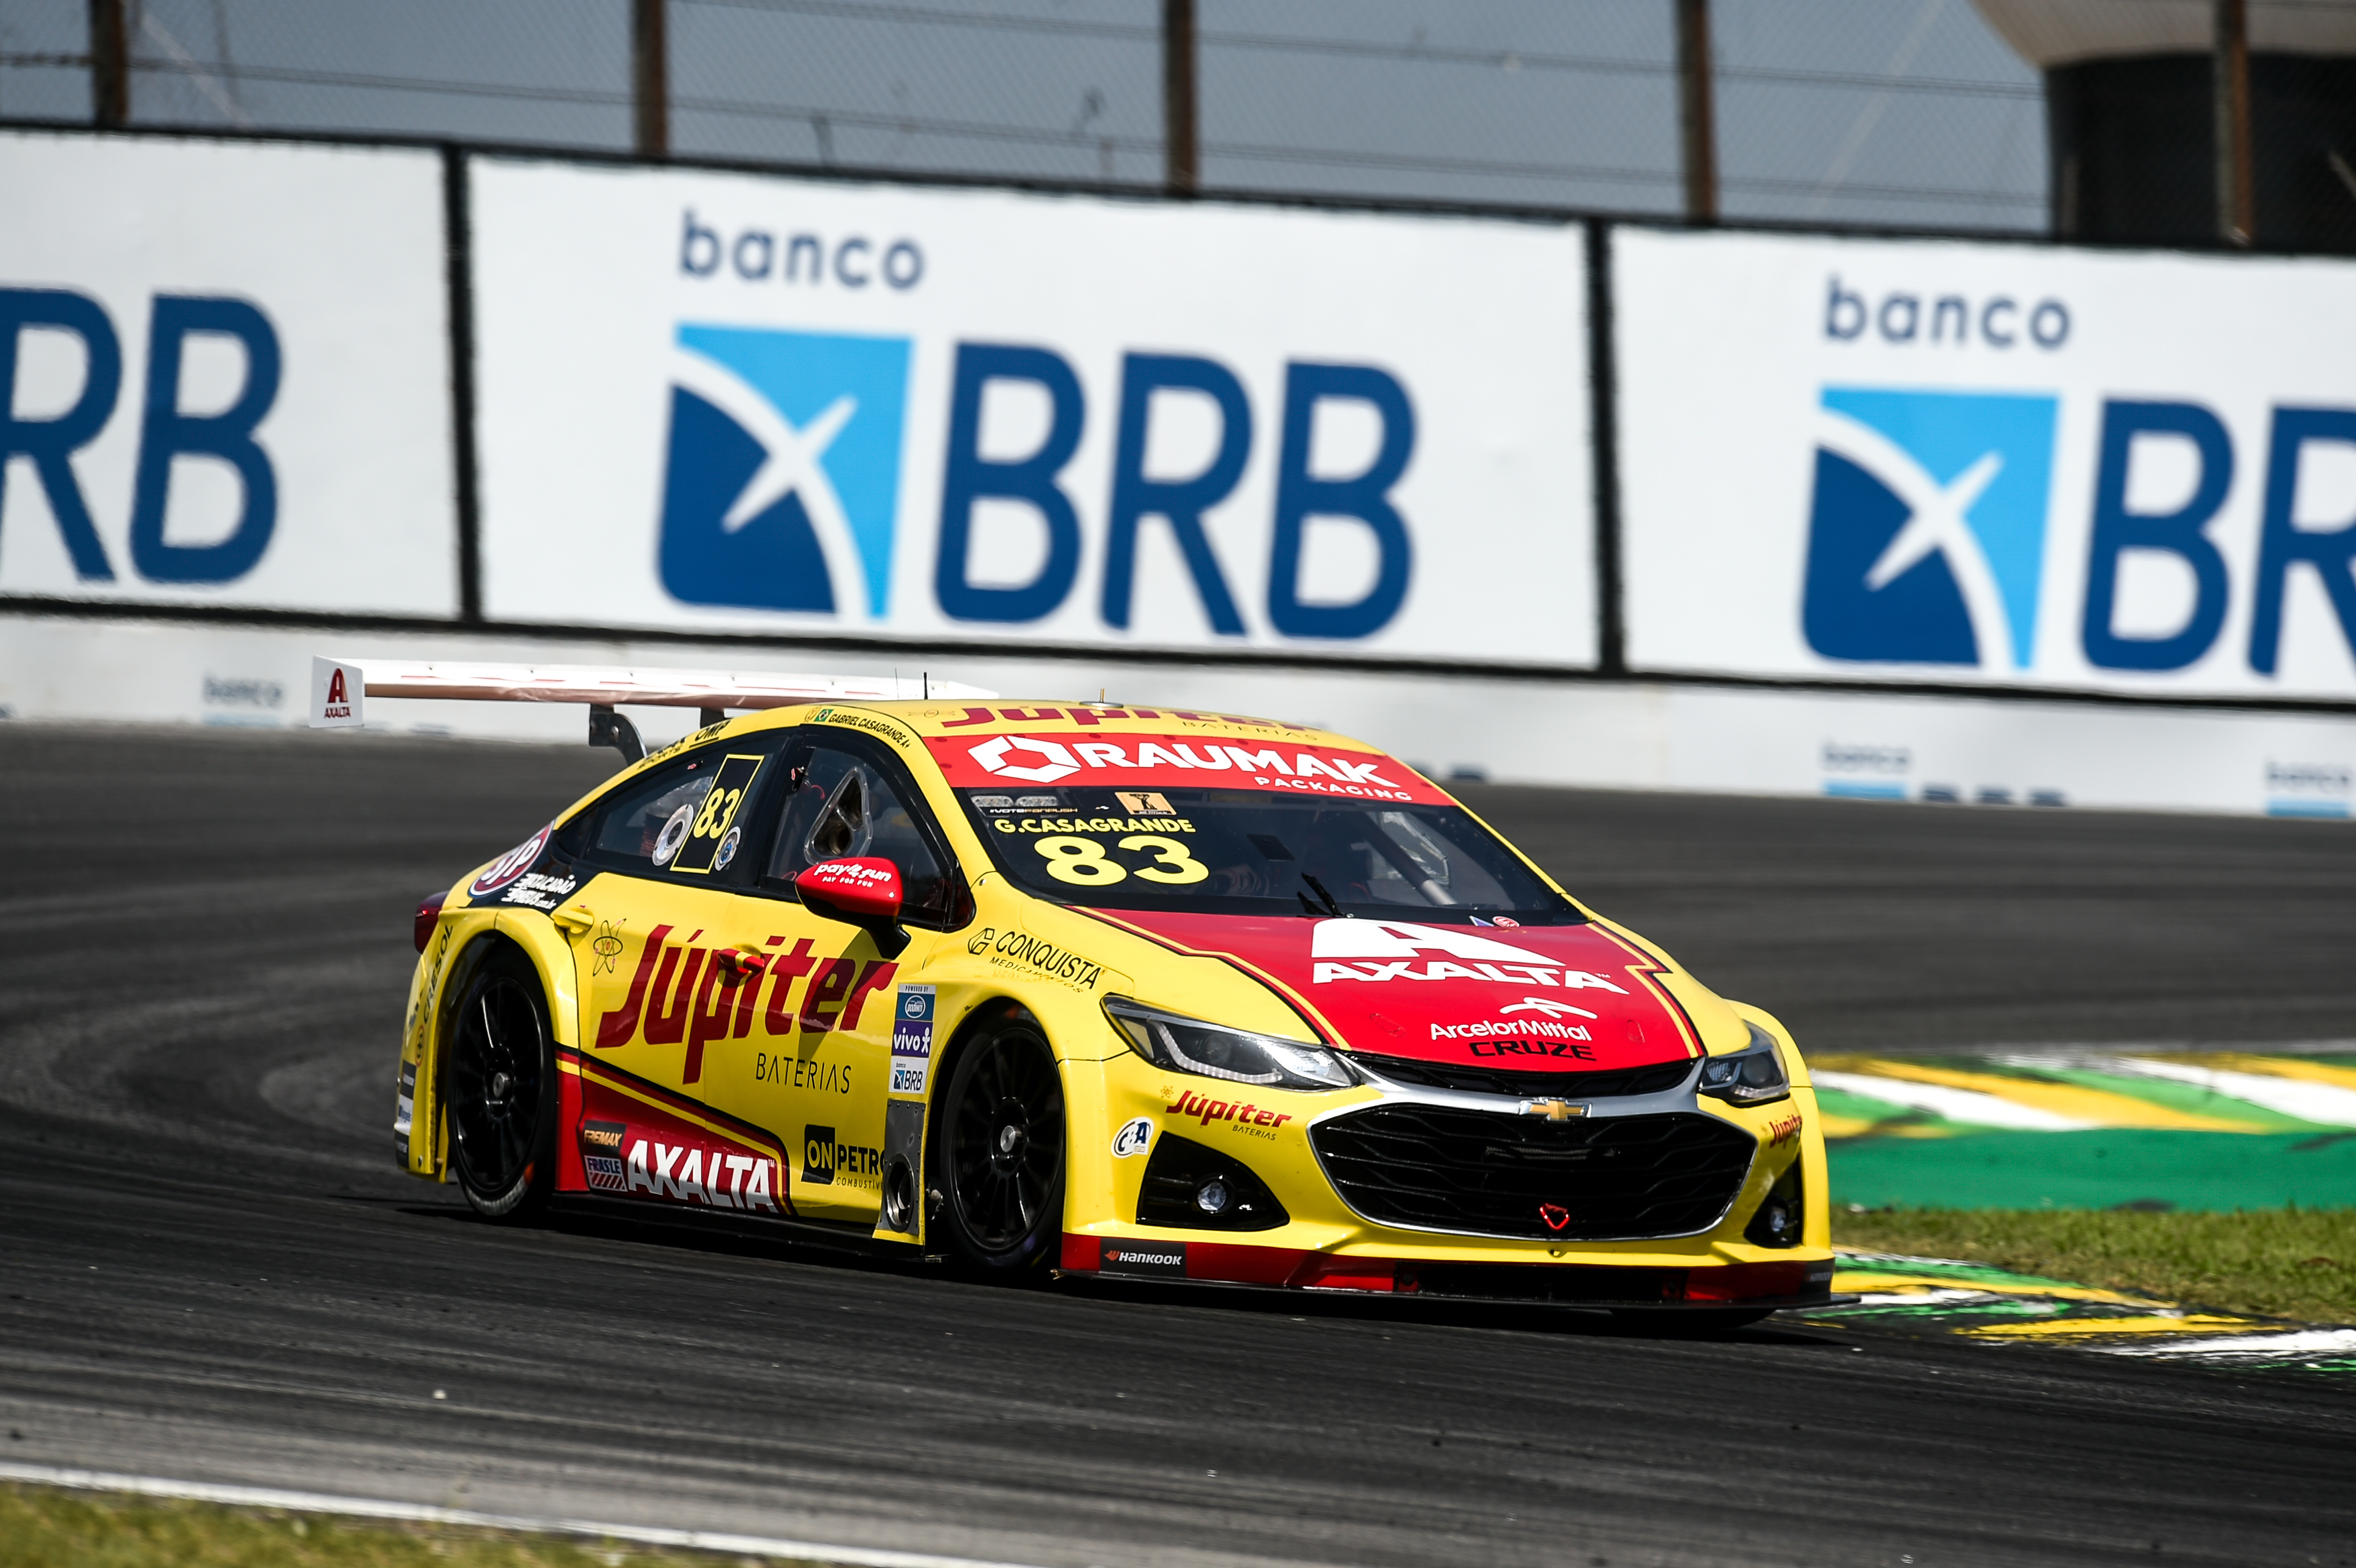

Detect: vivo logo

[1,287,282,584]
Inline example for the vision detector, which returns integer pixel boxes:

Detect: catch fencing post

[1163,0,1199,194]
[1676,0,1718,223]
[2213,0,2254,246]
[634,0,669,159]
[88,0,128,126]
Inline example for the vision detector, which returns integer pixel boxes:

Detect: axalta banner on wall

[0,131,459,616]
[1615,226,2356,700]
[468,157,1594,666]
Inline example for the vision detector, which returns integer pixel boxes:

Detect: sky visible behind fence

[0,0,2047,233]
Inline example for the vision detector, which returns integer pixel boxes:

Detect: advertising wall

[1615,226,2356,700]
[467,158,1596,666]
[0,131,459,616]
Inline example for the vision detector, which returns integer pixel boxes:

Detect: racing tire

[445,942,558,1223]
[932,1017,1066,1277]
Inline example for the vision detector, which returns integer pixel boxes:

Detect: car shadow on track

[400,1197,1846,1349]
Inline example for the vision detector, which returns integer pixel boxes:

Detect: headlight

[1697,1022,1792,1106]
[1103,997,1355,1091]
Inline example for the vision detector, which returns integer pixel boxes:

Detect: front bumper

[1071,1041,1837,1300]
[1061,1235,1850,1308]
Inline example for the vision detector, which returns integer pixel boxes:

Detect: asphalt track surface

[2,725,2352,1568]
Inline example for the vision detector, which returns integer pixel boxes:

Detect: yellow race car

[393,692,1837,1323]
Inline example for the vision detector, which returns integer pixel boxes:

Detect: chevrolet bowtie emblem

[1520,1099,1587,1121]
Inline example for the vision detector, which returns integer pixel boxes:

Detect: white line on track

[0,1462,1057,1568]
[1810,1070,2092,1129]
[2089,1057,2356,1127]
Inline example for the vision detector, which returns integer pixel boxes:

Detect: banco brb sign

[1,287,280,584]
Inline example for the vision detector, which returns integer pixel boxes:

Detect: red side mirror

[796,857,905,926]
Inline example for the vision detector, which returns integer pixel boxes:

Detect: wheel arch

[409,915,577,1182]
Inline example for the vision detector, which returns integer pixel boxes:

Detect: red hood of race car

[1080,909,1701,1071]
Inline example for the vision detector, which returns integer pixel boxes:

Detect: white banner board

[1616,227,2356,699]
[0,131,458,616]
[468,157,1594,666]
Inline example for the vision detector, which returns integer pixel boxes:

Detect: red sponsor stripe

[927,732,1450,804]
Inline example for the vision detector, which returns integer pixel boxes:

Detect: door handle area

[550,903,596,935]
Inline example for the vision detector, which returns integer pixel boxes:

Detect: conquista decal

[965,927,1104,989]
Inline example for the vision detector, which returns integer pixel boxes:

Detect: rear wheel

[446,944,557,1222]
[934,1017,1065,1275]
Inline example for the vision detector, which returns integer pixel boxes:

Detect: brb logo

[1804,274,2356,679]
[1802,387,2057,668]
[658,325,911,618]
[1,288,282,584]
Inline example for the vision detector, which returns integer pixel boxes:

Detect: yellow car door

[749,731,969,1224]
[565,734,811,1216]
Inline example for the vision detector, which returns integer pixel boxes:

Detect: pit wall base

[1,611,2349,819]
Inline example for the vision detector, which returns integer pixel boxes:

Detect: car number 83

[1034,834,1207,886]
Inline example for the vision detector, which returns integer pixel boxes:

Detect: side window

[766,743,966,927]
[583,745,770,881]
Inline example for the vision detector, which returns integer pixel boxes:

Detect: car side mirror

[795,857,910,958]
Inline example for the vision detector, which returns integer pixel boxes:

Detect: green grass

[0,1486,823,1568]
[1834,1206,2356,1325]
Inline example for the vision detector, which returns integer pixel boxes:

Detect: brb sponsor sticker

[890,983,934,1097]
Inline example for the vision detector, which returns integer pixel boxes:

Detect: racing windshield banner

[1615,226,2356,700]
[0,130,459,616]
[465,156,1596,666]
[926,730,1452,805]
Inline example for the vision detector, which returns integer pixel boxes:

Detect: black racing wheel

[934,1017,1065,1275]
[446,942,557,1223]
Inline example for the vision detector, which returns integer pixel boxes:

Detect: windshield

[956,786,1582,921]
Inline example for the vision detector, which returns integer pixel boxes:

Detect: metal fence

[3,0,2048,233]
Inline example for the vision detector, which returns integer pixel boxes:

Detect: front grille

[1346,1052,1696,1100]
[1310,1105,1755,1240]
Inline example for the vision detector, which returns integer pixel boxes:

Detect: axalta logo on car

[1308,919,1633,990]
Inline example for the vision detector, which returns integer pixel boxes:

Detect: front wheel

[446,943,557,1223]
[933,1017,1065,1275]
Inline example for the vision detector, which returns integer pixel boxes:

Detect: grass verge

[1832,1206,2356,1324]
[0,1485,824,1568]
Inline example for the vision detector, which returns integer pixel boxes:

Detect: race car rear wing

[305,656,993,762]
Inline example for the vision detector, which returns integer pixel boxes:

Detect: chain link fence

[4,0,2047,233]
